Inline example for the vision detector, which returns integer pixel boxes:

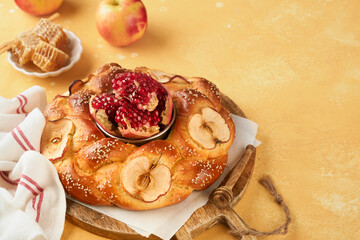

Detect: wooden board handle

[174,204,257,240]
[210,145,254,209]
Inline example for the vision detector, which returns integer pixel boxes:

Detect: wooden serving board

[66,94,256,240]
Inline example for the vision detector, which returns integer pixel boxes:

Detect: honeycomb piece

[32,40,68,72]
[11,32,41,65]
[33,18,68,51]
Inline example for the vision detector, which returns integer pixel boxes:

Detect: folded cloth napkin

[0,86,66,240]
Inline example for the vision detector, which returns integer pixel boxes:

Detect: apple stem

[47,13,60,22]
[151,153,162,169]
[112,0,119,6]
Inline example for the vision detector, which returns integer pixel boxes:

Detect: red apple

[15,0,63,16]
[96,0,148,47]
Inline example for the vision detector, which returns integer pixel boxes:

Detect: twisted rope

[230,175,291,239]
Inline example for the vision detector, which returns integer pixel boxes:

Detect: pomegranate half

[89,72,174,140]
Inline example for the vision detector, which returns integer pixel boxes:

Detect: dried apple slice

[188,114,215,149]
[188,107,231,149]
[121,156,171,202]
[40,118,74,161]
[140,165,171,202]
[202,107,230,142]
[68,79,85,95]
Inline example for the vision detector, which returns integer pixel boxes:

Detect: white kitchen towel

[78,114,261,240]
[0,86,66,240]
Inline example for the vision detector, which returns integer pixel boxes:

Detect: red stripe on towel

[35,192,44,222]
[22,174,44,192]
[1,172,44,222]
[0,171,19,185]
[21,175,44,222]
[16,127,35,151]
[16,96,23,114]
[19,181,37,196]
[19,94,28,114]
[32,197,36,210]
[11,130,27,151]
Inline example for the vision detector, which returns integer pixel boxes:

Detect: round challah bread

[40,63,235,210]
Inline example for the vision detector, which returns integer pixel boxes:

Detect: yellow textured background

[0,0,359,239]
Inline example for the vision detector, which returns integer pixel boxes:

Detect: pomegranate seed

[91,93,121,122]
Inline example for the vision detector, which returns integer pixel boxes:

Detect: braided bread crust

[40,63,235,210]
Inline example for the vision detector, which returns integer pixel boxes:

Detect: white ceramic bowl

[7,29,83,78]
